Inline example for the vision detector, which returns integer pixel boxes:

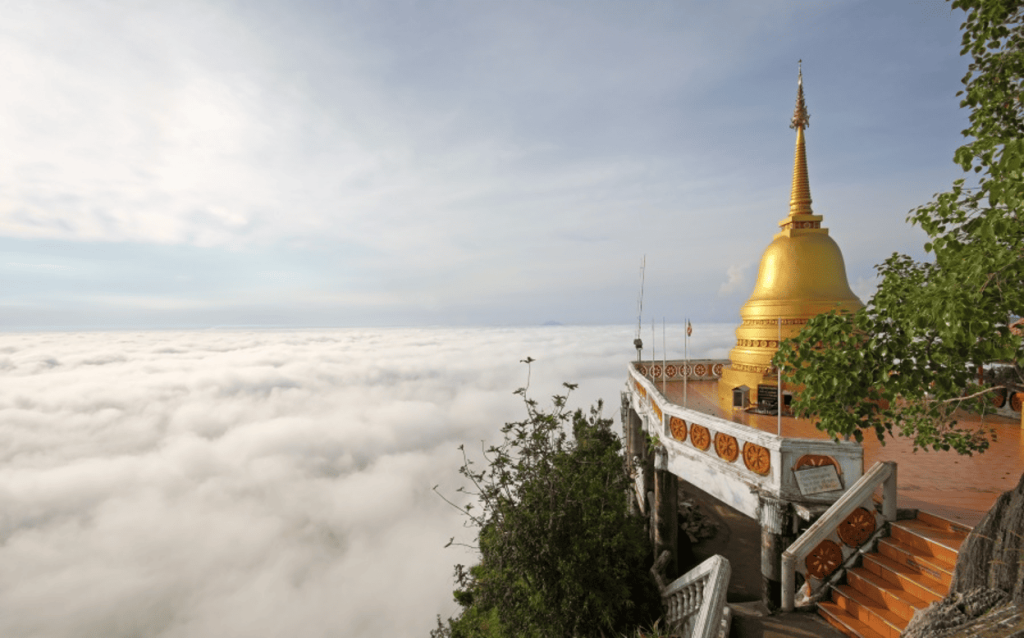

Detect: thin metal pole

[662,318,667,395]
[777,317,782,436]
[635,256,645,364]
[684,317,688,408]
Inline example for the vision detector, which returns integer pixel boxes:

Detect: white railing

[634,358,728,382]
[627,365,863,520]
[661,555,732,638]
[780,461,898,611]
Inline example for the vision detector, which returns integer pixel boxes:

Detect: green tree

[774,0,1024,454]
[432,359,659,638]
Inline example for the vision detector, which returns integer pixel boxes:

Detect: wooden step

[862,553,947,603]
[876,537,956,587]
[831,584,906,638]
[819,600,888,638]
[915,510,973,538]
[889,519,965,565]
[847,568,928,623]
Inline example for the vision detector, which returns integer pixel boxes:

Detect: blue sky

[0,0,970,329]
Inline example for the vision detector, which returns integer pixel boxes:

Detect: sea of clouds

[0,324,736,638]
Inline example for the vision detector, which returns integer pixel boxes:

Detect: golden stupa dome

[719,64,863,400]
[742,230,861,319]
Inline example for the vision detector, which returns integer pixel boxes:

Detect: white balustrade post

[780,553,796,612]
[760,496,788,609]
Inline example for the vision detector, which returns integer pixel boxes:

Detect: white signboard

[794,465,843,496]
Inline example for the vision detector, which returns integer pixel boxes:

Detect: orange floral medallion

[992,389,1007,408]
[714,433,739,462]
[690,424,711,451]
[805,540,843,580]
[837,508,877,547]
[742,442,771,475]
[793,454,841,474]
[669,417,687,442]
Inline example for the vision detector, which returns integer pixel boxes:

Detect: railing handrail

[632,357,731,366]
[780,460,898,611]
[663,554,725,597]
[663,555,731,638]
[627,365,863,451]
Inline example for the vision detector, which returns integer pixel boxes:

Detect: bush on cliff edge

[432,360,659,638]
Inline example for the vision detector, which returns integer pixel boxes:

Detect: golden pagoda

[718,64,864,409]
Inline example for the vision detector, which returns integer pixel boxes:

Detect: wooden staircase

[817,511,972,638]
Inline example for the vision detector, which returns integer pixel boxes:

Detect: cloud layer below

[0,324,734,637]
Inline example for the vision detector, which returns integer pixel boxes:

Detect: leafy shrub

[432,359,659,637]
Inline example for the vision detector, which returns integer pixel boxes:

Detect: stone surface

[902,472,1024,638]
[679,493,719,544]
[729,601,845,638]
[951,471,1024,604]
[903,589,1011,638]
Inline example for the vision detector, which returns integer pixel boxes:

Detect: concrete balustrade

[627,364,863,520]
[780,461,898,611]
[662,555,732,638]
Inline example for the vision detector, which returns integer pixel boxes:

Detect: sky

[0,324,742,638]
[0,0,972,330]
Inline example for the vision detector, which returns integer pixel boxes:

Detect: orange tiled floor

[657,379,834,439]
[862,412,1022,526]
[650,378,1023,526]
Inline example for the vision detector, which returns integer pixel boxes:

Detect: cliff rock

[902,472,1024,638]
[950,470,1024,604]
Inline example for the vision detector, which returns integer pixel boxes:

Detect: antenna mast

[634,256,646,363]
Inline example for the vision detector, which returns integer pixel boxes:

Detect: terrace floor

[655,378,832,439]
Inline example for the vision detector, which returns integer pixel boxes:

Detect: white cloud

[852,275,881,304]
[0,1,825,255]
[0,2,970,327]
[0,325,731,637]
[718,263,752,297]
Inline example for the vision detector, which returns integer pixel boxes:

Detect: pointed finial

[788,61,813,217]
[790,60,810,130]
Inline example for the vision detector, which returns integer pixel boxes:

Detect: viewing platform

[625,358,862,522]
[626,358,1022,526]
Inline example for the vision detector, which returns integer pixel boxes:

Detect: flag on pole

[683,317,688,408]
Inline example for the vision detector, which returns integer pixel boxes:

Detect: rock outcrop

[902,588,1023,638]
[951,471,1024,604]
[902,472,1024,638]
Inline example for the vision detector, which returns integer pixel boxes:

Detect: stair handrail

[780,460,897,612]
[659,554,731,638]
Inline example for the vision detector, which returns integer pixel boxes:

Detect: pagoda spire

[788,61,813,217]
